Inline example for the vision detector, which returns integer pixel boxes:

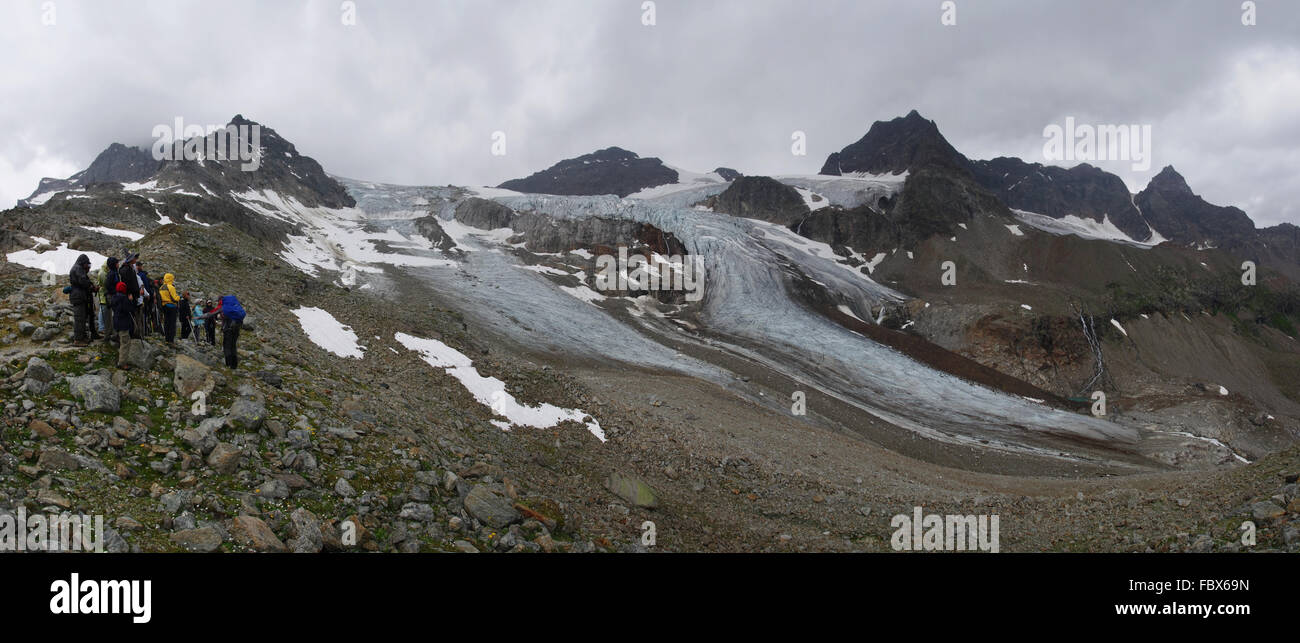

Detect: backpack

[221,295,246,321]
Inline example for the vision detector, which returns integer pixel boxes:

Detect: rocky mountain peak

[1146,165,1194,196]
[497,147,680,197]
[819,110,967,176]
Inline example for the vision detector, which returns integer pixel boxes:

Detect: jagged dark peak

[149,114,354,208]
[1136,165,1255,245]
[714,167,743,181]
[819,110,968,176]
[967,155,1151,241]
[20,142,162,205]
[1146,165,1194,196]
[498,146,679,197]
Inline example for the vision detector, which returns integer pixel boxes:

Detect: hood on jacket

[164,273,174,285]
[76,254,90,267]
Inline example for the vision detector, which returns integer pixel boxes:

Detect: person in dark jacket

[203,300,217,345]
[100,257,120,343]
[179,291,193,340]
[109,282,135,369]
[137,265,155,335]
[201,295,246,368]
[118,255,142,339]
[68,254,98,346]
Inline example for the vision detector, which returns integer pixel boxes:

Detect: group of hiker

[66,251,246,370]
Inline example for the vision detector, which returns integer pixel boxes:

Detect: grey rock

[25,356,55,383]
[334,477,356,498]
[68,374,120,413]
[255,478,291,499]
[173,354,214,399]
[37,447,80,471]
[206,443,242,474]
[399,503,436,522]
[226,396,266,431]
[159,490,195,514]
[287,507,324,553]
[22,378,51,396]
[604,471,660,508]
[169,527,223,553]
[119,339,160,370]
[1251,501,1285,521]
[463,484,520,529]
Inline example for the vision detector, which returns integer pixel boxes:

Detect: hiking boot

[72,340,89,347]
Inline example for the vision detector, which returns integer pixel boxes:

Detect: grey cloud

[1,0,1296,226]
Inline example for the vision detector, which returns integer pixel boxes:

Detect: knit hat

[115,282,127,293]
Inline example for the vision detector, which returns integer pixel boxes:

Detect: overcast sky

[2,0,1297,226]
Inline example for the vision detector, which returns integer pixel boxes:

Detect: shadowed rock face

[21,143,162,205]
[1136,166,1256,246]
[152,114,355,209]
[454,197,515,230]
[820,110,968,176]
[712,176,808,225]
[713,167,743,181]
[968,157,1152,242]
[24,116,354,210]
[498,146,679,197]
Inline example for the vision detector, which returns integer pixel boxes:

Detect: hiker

[179,291,193,340]
[201,294,246,368]
[118,254,142,339]
[110,282,135,368]
[136,262,153,335]
[100,257,121,343]
[190,298,204,345]
[158,273,182,344]
[203,299,217,345]
[68,254,99,346]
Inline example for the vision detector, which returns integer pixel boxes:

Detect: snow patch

[7,243,108,274]
[395,332,604,441]
[292,307,366,358]
[80,226,143,241]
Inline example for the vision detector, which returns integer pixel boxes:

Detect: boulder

[120,339,160,370]
[604,471,660,508]
[463,484,520,529]
[230,515,288,553]
[169,527,223,553]
[225,396,266,431]
[206,442,242,474]
[37,447,81,471]
[21,378,51,396]
[287,508,324,553]
[68,374,120,413]
[24,356,55,383]
[173,354,215,399]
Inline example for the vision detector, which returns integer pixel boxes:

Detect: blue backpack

[221,295,246,321]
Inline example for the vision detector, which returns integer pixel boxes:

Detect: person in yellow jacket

[158,273,182,344]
